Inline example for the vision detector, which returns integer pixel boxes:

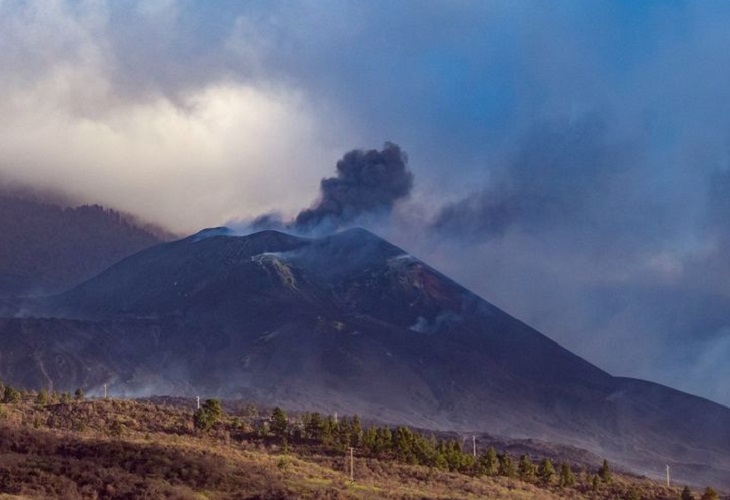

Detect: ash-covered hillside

[2,227,730,488]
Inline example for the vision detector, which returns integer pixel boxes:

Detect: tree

[270,407,288,438]
[701,486,719,500]
[35,389,49,406]
[351,415,363,447]
[681,485,695,500]
[394,426,415,463]
[538,458,556,485]
[518,455,536,482]
[558,462,575,487]
[479,447,498,476]
[305,412,324,441]
[3,386,20,404]
[597,459,611,483]
[0,381,4,401]
[362,426,378,453]
[375,427,392,454]
[204,398,223,419]
[74,388,84,401]
[194,398,223,432]
[591,474,600,491]
[498,452,516,478]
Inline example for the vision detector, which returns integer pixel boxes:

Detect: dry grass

[0,395,704,499]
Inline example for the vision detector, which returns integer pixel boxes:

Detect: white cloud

[0,77,349,232]
[0,0,357,233]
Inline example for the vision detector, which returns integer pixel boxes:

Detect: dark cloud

[430,114,638,242]
[294,142,413,233]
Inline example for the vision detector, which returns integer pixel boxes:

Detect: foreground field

[0,391,718,499]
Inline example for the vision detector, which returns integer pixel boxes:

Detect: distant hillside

[0,195,170,296]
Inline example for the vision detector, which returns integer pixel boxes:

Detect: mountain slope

[3,227,730,487]
[0,194,167,296]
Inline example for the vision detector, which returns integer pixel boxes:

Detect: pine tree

[394,426,415,463]
[498,452,516,478]
[194,399,223,432]
[558,462,575,487]
[362,426,378,453]
[681,485,695,500]
[598,459,611,483]
[479,447,498,476]
[518,455,537,482]
[270,407,288,438]
[3,385,21,404]
[351,415,363,447]
[74,388,84,401]
[538,458,556,485]
[375,427,392,454]
[305,412,324,441]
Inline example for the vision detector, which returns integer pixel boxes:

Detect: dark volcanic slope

[5,228,730,487]
[0,195,166,296]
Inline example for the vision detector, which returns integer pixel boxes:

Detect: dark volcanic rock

[3,227,730,487]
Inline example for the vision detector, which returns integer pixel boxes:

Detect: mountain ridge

[0,194,169,296]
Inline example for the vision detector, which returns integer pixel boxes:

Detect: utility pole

[103,383,107,399]
[666,465,670,487]
[196,396,200,410]
[334,412,338,425]
[472,436,476,457]
[349,447,354,482]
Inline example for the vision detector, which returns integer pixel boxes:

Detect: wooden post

[349,447,354,482]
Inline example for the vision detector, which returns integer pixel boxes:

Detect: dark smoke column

[294,142,413,233]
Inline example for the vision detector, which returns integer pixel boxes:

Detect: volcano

[3,227,730,487]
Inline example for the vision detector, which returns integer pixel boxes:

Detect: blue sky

[3,0,730,405]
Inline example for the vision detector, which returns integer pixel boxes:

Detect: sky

[3,0,730,405]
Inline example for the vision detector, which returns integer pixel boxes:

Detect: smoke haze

[4,1,730,406]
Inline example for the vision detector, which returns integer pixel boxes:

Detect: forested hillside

[0,195,169,296]
[0,384,718,500]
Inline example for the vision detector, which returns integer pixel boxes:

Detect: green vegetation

[702,486,720,500]
[193,398,223,431]
[598,458,612,483]
[0,380,720,499]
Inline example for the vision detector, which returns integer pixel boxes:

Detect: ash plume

[430,114,632,242]
[293,142,413,233]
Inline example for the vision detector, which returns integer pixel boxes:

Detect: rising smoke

[244,142,414,235]
[294,142,413,233]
